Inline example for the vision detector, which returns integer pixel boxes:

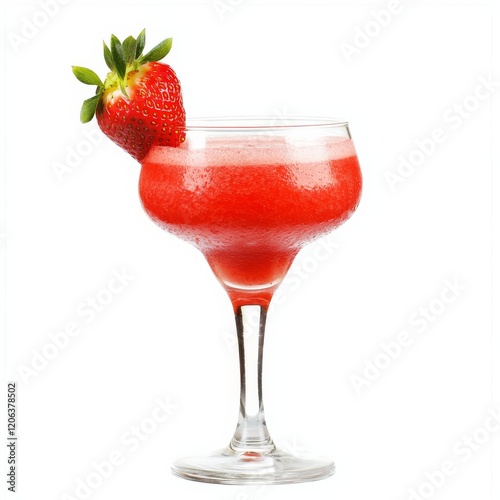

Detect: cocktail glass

[139,117,362,484]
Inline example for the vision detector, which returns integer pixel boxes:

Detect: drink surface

[139,135,362,308]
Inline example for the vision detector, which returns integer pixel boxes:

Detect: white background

[2,1,498,500]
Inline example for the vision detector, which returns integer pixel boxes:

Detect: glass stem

[229,305,275,454]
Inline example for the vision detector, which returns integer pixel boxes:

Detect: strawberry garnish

[72,29,186,161]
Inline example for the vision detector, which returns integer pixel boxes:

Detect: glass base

[172,447,335,485]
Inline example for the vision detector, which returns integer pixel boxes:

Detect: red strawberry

[72,29,186,161]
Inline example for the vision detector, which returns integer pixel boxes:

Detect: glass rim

[181,116,349,132]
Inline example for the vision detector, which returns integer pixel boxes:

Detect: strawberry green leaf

[123,36,137,65]
[80,94,101,123]
[119,79,129,99]
[140,37,172,63]
[103,41,114,71]
[135,29,146,58]
[72,66,103,87]
[110,35,126,79]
